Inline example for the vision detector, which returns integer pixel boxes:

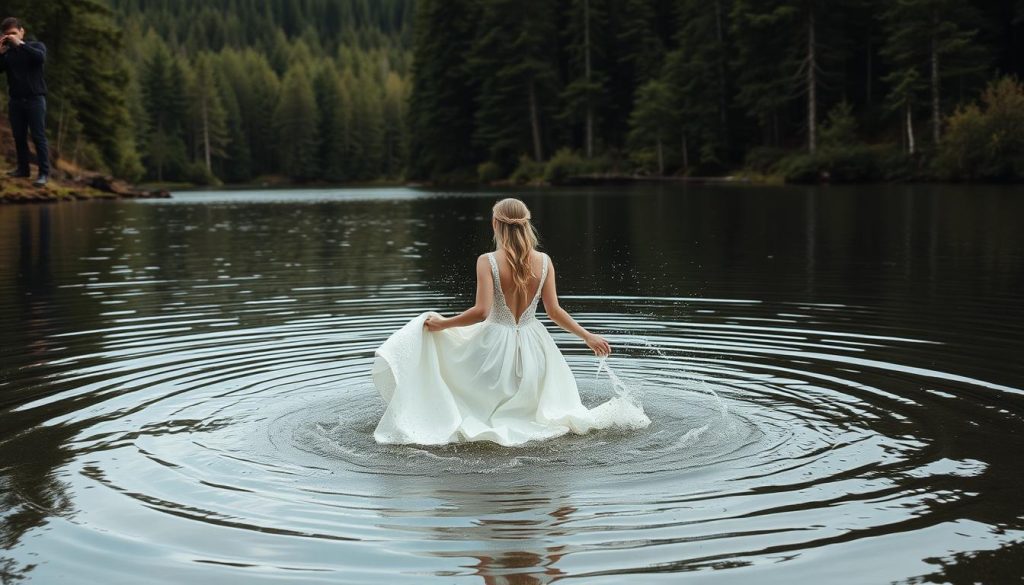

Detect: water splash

[602,335,730,419]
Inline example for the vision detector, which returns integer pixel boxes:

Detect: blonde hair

[492,197,539,295]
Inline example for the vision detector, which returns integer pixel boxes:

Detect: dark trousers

[9,95,50,176]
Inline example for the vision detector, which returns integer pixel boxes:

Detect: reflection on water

[376,475,576,585]
[0,184,1022,583]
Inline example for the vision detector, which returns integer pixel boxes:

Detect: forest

[1,0,1023,185]
[0,0,412,185]
[409,0,1024,183]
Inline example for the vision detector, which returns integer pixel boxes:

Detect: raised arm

[20,41,45,64]
[540,256,611,356]
[425,254,493,331]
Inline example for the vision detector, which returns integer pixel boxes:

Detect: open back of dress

[370,251,651,446]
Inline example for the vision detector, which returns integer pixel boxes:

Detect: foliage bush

[543,148,621,183]
[744,147,790,175]
[184,162,221,186]
[113,148,146,183]
[477,161,503,183]
[69,142,110,175]
[626,148,660,175]
[818,101,858,149]
[934,76,1024,181]
[543,148,589,184]
[690,146,728,176]
[510,155,545,185]
[777,145,909,183]
[768,101,912,183]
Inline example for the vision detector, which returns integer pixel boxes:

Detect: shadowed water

[1,184,1022,584]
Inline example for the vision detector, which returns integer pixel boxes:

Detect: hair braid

[492,198,539,295]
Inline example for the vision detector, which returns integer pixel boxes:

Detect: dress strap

[532,253,548,303]
[486,252,502,297]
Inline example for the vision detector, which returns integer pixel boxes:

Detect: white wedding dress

[371,251,651,447]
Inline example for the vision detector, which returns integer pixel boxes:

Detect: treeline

[113,0,414,184]
[2,0,1022,185]
[409,0,1024,183]
[0,0,413,185]
[111,0,410,50]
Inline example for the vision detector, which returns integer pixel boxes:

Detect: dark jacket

[0,38,47,99]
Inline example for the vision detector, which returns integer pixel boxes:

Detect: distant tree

[881,0,989,148]
[347,72,386,180]
[382,71,409,177]
[213,67,251,182]
[469,0,560,167]
[885,67,926,154]
[241,52,283,175]
[274,65,320,180]
[561,0,609,159]
[609,0,669,150]
[664,0,732,168]
[628,79,676,175]
[140,43,187,181]
[406,0,480,179]
[188,54,230,176]
[616,0,666,86]
[730,1,798,149]
[313,62,350,181]
[731,0,864,154]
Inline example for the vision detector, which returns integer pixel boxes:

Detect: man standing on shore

[0,17,49,187]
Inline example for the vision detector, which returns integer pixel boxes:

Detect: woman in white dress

[371,197,650,446]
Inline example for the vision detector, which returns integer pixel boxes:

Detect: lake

[1,184,1022,583]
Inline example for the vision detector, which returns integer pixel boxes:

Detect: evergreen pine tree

[274,65,320,180]
[880,0,989,148]
[469,0,560,168]
[313,62,350,182]
[664,0,733,167]
[189,54,231,177]
[406,0,481,179]
[140,43,188,181]
[628,79,676,175]
[561,0,610,158]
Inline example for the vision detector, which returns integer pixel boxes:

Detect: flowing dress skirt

[372,312,650,447]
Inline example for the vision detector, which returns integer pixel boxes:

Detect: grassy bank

[0,175,171,204]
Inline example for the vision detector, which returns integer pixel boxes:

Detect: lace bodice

[486,252,548,328]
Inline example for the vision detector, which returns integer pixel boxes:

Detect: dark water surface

[1,184,1022,584]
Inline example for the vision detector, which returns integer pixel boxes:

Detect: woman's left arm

[425,255,493,331]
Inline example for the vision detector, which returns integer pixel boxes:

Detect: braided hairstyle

[492,198,539,296]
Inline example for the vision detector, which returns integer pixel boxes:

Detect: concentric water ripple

[1,186,1023,584]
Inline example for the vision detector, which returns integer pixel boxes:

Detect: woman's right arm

[425,254,492,331]
[540,256,611,356]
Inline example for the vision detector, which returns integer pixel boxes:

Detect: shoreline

[5,172,1015,203]
[0,175,172,204]
[164,177,409,193]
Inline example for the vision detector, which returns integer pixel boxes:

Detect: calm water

[1,184,1022,584]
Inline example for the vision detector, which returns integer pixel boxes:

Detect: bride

[371,197,650,447]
